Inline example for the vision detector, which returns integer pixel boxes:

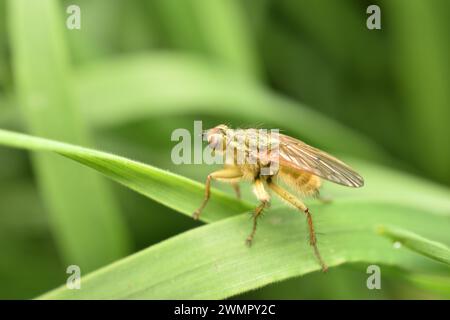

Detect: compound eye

[208,134,222,149]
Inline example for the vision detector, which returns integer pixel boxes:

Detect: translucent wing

[277,134,364,187]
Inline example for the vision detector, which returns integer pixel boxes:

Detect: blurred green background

[0,0,449,299]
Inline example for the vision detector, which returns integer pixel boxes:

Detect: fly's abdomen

[278,168,321,197]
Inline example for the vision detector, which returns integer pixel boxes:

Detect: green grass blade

[377,225,450,265]
[388,1,450,183]
[0,1,9,89]
[0,129,448,299]
[150,0,260,77]
[325,158,450,216]
[74,53,386,162]
[277,0,382,77]
[403,273,450,297]
[38,202,450,299]
[95,123,450,216]
[1,53,388,163]
[0,129,252,222]
[188,0,260,78]
[7,0,130,271]
[2,128,449,223]
[0,95,18,129]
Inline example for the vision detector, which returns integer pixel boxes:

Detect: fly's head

[204,124,230,153]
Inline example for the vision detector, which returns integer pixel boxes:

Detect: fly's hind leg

[193,166,242,220]
[246,179,270,246]
[268,181,328,272]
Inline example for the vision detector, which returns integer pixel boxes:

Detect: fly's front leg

[193,166,242,220]
[246,179,270,246]
[268,181,328,272]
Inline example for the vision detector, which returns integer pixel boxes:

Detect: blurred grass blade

[7,0,130,271]
[1,53,389,162]
[0,0,8,89]
[403,273,450,297]
[377,225,450,265]
[188,0,260,78]
[74,53,386,162]
[150,0,260,78]
[0,95,18,129]
[0,129,252,222]
[388,1,450,183]
[326,158,450,216]
[277,0,383,77]
[39,203,450,299]
[261,20,339,115]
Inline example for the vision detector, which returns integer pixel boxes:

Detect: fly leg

[193,166,242,220]
[268,181,328,272]
[231,183,241,199]
[246,179,270,246]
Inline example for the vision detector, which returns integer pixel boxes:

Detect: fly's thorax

[224,128,279,165]
[206,126,280,173]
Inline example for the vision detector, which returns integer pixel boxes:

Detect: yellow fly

[193,124,364,272]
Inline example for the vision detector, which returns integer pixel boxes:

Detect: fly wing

[277,134,364,187]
